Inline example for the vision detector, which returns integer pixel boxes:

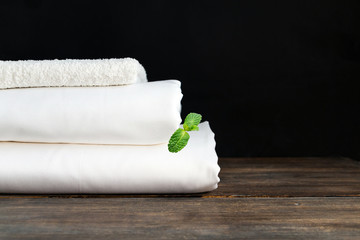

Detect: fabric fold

[0,122,220,194]
[0,80,182,145]
[0,58,147,89]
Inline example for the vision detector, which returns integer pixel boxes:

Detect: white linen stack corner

[0,58,220,194]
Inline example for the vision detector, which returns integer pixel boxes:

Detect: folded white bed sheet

[0,58,147,89]
[0,80,182,145]
[0,122,219,194]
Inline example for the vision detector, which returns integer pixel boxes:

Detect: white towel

[0,58,147,89]
[0,80,182,145]
[0,122,219,194]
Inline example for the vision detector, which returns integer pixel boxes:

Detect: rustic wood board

[1,157,359,239]
[213,157,360,197]
[0,197,359,240]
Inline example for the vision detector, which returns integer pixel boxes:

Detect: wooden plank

[1,157,359,198]
[212,157,360,197]
[0,197,359,239]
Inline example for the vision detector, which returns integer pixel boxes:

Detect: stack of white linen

[0,58,220,194]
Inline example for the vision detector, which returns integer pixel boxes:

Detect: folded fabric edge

[0,121,218,194]
[176,121,220,194]
[0,80,182,145]
[199,121,221,193]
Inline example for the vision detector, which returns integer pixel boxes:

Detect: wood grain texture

[213,157,360,197]
[1,157,360,239]
[0,197,359,240]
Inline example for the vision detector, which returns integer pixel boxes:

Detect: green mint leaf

[168,112,202,153]
[168,128,190,153]
[190,125,199,131]
[184,113,202,131]
[184,123,199,131]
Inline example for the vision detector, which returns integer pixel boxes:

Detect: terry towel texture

[0,80,182,145]
[0,122,219,194]
[0,58,147,89]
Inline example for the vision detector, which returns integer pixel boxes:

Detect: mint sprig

[183,113,202,131]
[168,113,202,153]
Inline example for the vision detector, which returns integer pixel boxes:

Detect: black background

[0,0,359,159]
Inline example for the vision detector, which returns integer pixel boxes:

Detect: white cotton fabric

[0,80,182,145]
[0,58,147,89]
[0,122,220,194]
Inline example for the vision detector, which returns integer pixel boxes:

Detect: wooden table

[1,157,360,239]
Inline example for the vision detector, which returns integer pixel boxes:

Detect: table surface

[1,157,360,239]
